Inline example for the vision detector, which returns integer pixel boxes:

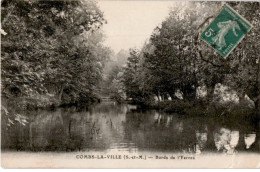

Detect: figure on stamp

[212,20,241,50]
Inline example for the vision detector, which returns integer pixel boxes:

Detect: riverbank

[1,95,101,130]
[1,94,101,111]
[131,98,259,119]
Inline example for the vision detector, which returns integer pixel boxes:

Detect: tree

[223,2,260,111]
[122,1,260,115]
[1,0,109,108]
[122,49,143,103]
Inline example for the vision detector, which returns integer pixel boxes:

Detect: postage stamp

[200,4,253,58]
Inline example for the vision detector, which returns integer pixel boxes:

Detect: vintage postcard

[1,0,260,169]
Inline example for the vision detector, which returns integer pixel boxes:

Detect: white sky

[98,0,178,53]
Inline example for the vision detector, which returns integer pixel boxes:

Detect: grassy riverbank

[133,99,259,120]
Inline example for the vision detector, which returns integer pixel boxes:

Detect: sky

[98,0,178,53]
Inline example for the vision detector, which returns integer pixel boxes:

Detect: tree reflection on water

[1,102,259,154]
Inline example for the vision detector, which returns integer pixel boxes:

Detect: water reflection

[1,102,259,154]
[195,131,207,154]
[213,128,240,154]
[245,133,256,149]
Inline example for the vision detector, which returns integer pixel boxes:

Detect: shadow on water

[1,101,260,154]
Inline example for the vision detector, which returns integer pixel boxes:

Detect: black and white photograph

[1,0,260,168]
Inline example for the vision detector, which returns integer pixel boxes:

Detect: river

[1,101,260,154]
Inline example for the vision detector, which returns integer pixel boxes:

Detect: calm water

[2,101,260,154]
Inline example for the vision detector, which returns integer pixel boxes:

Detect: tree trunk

[157,92,161,102]
[58,85,64,103]
[238,91,246,104]
[206,85,215,104]
[156,95,160,102]
[254,98,259,112]
[182,84,196,102]
[254,98,260,120]
[29,123,33,148]
[169,92,178,100]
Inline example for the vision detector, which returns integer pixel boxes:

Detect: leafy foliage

[1,0,109,104]
[1,0,111,126]
[122,2,260,114]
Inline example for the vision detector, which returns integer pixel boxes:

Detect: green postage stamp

[200,4,253,58]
